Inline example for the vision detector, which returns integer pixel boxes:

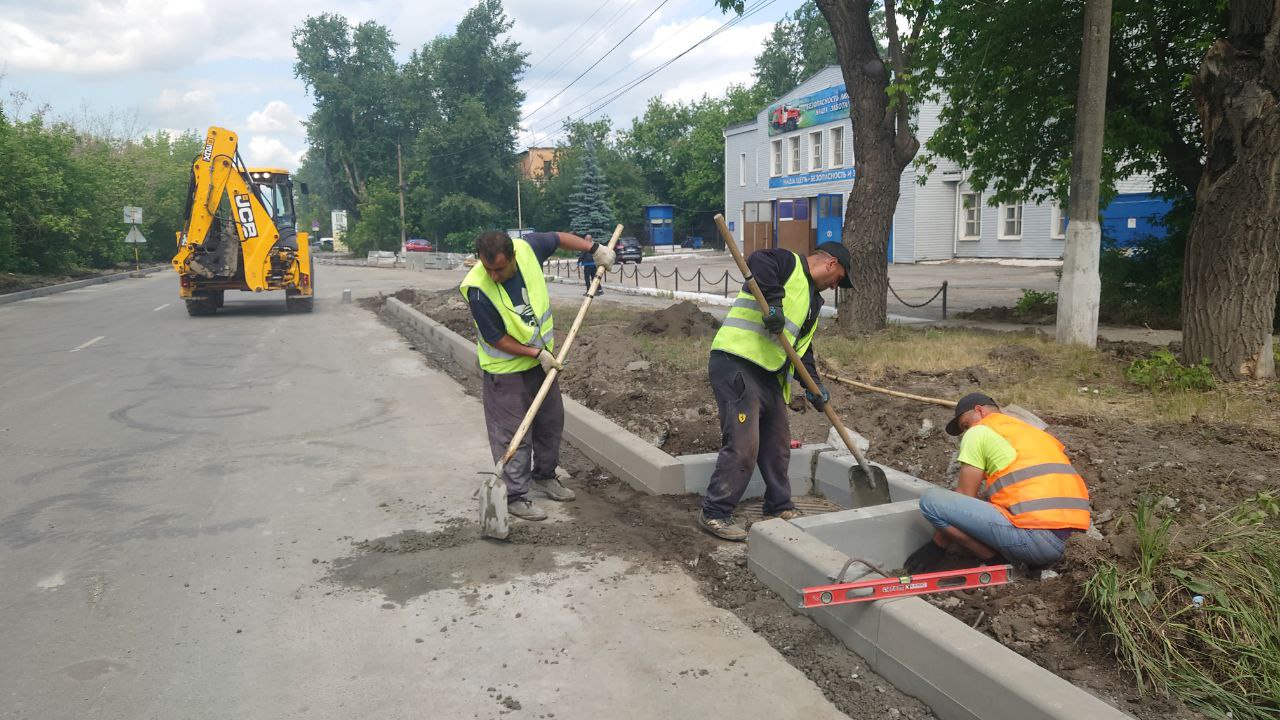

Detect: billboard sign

[767,84,850,136]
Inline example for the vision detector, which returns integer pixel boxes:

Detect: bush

[1014,288,1057,316]
[1124,349,1215,391]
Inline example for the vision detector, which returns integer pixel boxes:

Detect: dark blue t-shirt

[466,232,560,344]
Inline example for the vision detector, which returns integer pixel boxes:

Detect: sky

[0,0,795,171]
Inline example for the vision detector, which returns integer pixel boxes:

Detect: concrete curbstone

[681,444,820,497]
[0,265,167,305]
[750,504,1135,720]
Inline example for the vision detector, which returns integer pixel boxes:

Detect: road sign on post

[123,206,143,225]
[123,206,146,275]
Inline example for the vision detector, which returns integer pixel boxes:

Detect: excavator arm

[172,127,304,293]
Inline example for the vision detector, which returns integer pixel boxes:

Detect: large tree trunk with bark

[1182,0,1280,380]
[817,0,920,333]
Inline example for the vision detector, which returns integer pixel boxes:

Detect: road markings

[153,303,170,312]
[70,336,105,352]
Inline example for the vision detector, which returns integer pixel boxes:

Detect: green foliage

[0,102,201,274]
[568,137,613,239]
[1014,288,1057,316]
[1083,496,1280,719]
[344,179,402,254]
[1124,349,1216,392]
[916,0,1225,204]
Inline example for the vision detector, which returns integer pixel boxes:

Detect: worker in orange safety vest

[904,393,1090,573]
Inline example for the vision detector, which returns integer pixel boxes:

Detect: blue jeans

[918,487,1067,566]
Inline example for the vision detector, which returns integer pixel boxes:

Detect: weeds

[1014,288,1058,316]
[1124,349,1216,392]
[1082,495,1280,719]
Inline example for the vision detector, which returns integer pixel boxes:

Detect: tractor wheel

[185,298,217,316]
[210,290,225,308]
[286,290,314,313]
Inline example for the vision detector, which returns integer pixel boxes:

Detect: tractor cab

[246,168,297,231]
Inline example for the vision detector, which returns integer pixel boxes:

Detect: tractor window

[255,180,296,229]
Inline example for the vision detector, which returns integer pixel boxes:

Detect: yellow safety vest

[977,413,1091,530]
[710,252,818,402]
[458,239,554,374]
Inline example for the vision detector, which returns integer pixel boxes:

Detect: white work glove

[591,241,616,271]
[536,348,563,373]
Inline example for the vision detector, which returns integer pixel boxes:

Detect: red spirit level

[800,564,1012,609]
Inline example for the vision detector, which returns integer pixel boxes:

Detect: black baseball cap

[945,392,999,436]
[815,242,854,288]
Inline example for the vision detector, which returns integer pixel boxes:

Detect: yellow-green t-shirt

[957,424,1018,476]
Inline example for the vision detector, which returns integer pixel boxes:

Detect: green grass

[1083,494,1280,719]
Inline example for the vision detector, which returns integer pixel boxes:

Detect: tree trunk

[817,0,919,333]
[1181,0,1280,380]
[1056,0,1113,347]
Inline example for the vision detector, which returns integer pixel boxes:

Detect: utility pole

[516,174,524,234]
[397,142,407,250]
[1055,0,1112,347]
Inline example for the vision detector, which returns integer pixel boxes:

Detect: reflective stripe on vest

[977,413,1091,530]
[710,252,817,403]
[458,239,554,374]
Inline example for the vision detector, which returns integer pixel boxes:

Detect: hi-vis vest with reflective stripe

[976,413,1091,530]
[710,252,817,402]
[458,239,554,374]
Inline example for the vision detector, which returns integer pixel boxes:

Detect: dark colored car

[615,236,642,264]
[405,238,435,252]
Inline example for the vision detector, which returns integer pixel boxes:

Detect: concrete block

[749,506,1135,720]
[681,445,818,497]
[813,451,935,508]
[792,502,933,570]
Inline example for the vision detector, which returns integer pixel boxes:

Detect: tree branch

[903,0,934,67]
[882,0,913,158]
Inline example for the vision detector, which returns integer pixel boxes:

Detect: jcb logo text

[234,194,258,238]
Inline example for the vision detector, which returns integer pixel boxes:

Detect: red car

[405,238,435,252]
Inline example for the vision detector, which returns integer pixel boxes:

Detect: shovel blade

[1004,404,1048,430]
[849,464,893,507]
[478,474,509,540]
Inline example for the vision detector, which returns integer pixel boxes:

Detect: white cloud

[246,100,303,134]
[244,136,304,170]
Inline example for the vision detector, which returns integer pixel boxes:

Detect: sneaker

[533,476,576,502]
[698,512,748,542]
[763,508,804,521]
[508,498,547,521]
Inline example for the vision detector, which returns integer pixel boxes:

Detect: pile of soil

[394,288,1280,719]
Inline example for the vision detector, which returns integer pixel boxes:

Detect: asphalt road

[0,267,850,719]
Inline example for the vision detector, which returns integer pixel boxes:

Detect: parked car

[615,236,643,264]
[405,238,435,252]
[320,237,334,251]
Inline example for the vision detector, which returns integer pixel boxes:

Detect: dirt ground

[395,289,1280,720]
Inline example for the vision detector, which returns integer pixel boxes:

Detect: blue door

[816,194,843,246]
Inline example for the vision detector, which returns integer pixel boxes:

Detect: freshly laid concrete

[749,513,1135,720]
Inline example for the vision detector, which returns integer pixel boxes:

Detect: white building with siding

[723,66,1156,263]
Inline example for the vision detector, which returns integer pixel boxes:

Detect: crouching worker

[460,230,615,521]
[904,393,1090,573]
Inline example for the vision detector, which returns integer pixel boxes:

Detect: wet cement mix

[379,290,1280,720]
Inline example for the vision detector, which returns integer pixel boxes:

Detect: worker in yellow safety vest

[905,393,1091,572]
[697,242,853,541]
[460,230,615,522]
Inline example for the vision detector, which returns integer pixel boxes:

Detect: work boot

[508,498,547,521]
[763,508,804,521]
[533,476,576,502]
[698,512,748,542]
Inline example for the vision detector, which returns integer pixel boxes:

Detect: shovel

[817,364,1049,430]
[479,224,625,539]
[713,214,891,506]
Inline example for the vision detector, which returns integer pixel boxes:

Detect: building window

[998,202,1023,239]
[830,127,844,166]
[542,159,553,178]
[777,199,794,221]
[771,140,783,176]
[739,153,747,187]
[1050,203,1068,239]
[744,201,772,223]
[959,192,981,240]
[810,131,823,171]
[789,136,801,174]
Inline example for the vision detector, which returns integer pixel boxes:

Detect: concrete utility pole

[397,142,407,250]
[516,175,524,233]
[1056,0,1113,347]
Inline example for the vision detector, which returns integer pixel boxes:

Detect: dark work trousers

[582,265,597,290]
[481,366,564,501]
[701,351,795,520]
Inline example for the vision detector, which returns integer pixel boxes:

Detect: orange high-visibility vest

[975,413,1091,530]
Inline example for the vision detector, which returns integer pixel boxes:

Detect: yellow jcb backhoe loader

[172,126,314,315]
